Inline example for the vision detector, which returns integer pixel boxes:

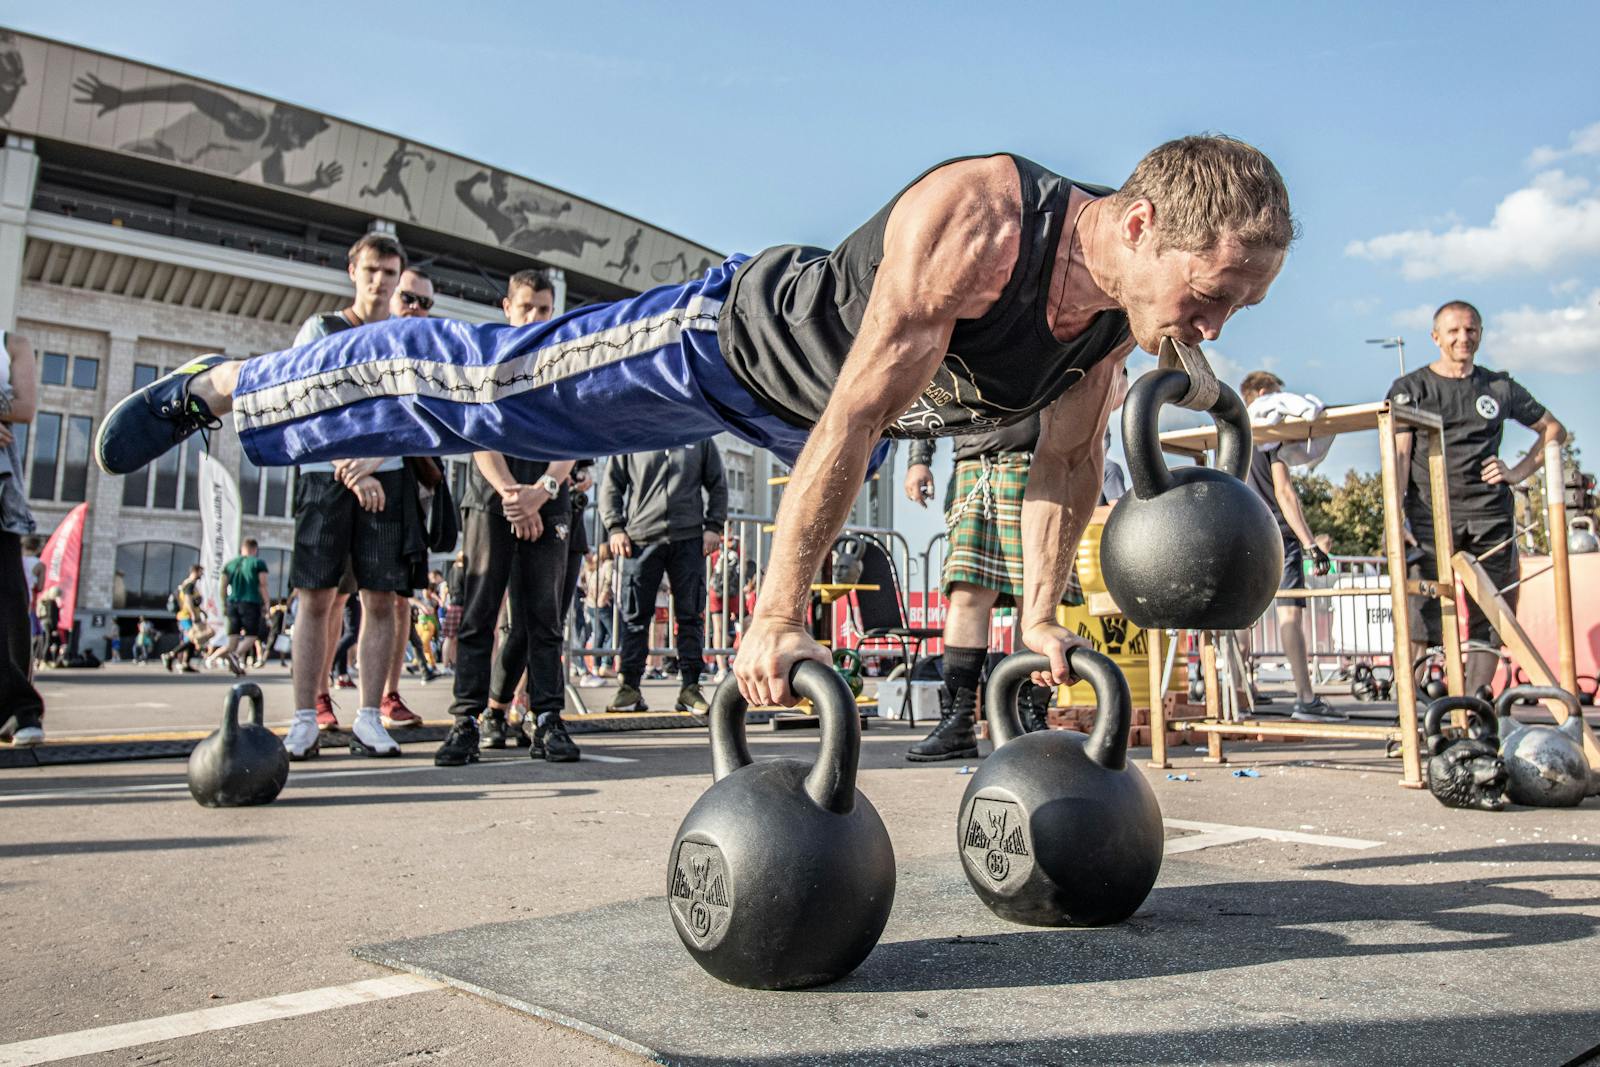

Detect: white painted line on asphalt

[581,753,638,763]
[48,702,172,712]
[0,764,442,802]
[1163,818,1381,853]
[0,973,441,1066]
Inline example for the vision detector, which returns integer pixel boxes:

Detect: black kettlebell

[667,662,895,989]
[1422,696,1506,811]
[1100,370,1282,630]
[958,650,1163,927]
[188,682,290,808]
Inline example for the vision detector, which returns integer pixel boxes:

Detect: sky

[6,0,1599,553]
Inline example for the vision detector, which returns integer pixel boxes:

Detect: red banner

[36,502,87,633]
[830,590,1018,659]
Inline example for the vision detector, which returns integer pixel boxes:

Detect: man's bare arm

[739,157,1022,706]
[1271,459,1317,547]
[1020,350,1129,683]
[0,333,37,423]
[1488,412,1567,485]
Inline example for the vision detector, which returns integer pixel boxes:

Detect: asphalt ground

[2,664,1598,1065]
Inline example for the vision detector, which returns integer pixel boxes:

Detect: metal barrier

[1242,554,1393,684]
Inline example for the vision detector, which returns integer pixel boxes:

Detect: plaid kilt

[440,604,464,639]
[942,453,1031,605]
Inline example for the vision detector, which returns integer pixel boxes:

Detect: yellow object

[1054,602,1181,708]
[1075,522,1108,595]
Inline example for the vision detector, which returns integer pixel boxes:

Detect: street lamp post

[1366,336,1407,377]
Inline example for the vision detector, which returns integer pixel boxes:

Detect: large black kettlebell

[1100,369,1282,630]
[958,650,1163,927]
[667,662,895,989]
[188,682,290,808]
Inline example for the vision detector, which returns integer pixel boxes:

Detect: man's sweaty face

[1431,308,1482,365]
[1122,238,1283,355]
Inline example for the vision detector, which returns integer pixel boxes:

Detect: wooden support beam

[1377,410,1425,788]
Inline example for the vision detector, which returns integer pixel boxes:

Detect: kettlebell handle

[1495,684,1581,724]
[223,682,266,735]
[707,661,861,814]
[1122,369,1252,500]
[1422,696,1498,754]
[986,648,1133,769]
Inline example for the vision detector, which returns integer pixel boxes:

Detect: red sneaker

[315,693,339,732]
[334,674,356,689]
[381,691,422,728]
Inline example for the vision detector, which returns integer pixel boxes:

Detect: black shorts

[1407,512,1518,646]
[1275,537,1306,608]
[226,601,264,638]
[290,470,411,593]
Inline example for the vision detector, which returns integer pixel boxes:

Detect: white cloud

[1552,277,1583,296]
[1391,304,1436,332]
[1345,169,1600,280]
[1527,121,1600,167]
[1485,290,1600,374]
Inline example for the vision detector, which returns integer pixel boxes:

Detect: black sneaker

[533,712,580,763]
[1291,698,1346,723]
[95,354,228,474]
[434,716,481,766]
[674,683,709,713]
[907,688,979,762]
[480,710,508,749]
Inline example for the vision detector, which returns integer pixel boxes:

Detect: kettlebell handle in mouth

[707,661,861,815]
[1122,369,1252,498]
[986,649,1133,769]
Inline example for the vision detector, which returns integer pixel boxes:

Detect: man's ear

[1120,198,1155,250]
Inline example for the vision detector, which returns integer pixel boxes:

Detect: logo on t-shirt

[1475,395,1500,420]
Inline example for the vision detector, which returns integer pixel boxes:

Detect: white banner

[197,451,243,621]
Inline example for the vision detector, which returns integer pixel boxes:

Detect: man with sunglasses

[392,270,435,316]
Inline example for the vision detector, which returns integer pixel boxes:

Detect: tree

[1293,469,1385,556]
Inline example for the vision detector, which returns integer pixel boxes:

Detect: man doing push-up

[96,136,1294,710]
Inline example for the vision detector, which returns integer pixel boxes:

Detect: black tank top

[718,154,1130,438]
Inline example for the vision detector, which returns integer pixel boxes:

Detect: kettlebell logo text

[670,840,732,950]
[961,796,1033,886]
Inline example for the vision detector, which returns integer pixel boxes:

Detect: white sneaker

[284,713,320,760]
[578,674,605,688]
[350,708,400,758]
[10,725,44,747]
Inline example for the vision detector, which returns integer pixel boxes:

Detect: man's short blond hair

[1115,134,1298,254]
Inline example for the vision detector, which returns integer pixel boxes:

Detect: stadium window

[181,444,199,511]
[40,352,68,386]
[151,440,180,508]
[257,546,292,601]
[28,412,60,499]
[71,356,99,391]
[59,416,92,502]
[263,464,290,517]
[131,363,159,390]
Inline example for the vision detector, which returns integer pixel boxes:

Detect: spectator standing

[601,441,728,714]
[133,616,157,664]
[219,537,270,676]
[163,565,205,672]
[1387,301,1565,695]
[0,331,43,746]
[434,270,579,766]
[440,550,465,670]
[281,233,411,760]
[1237,371,1335,721]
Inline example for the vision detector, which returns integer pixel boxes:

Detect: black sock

[942,646,987,701]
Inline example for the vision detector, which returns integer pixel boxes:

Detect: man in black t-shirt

[1239,372,1333,721]
[1386,300,1565,694]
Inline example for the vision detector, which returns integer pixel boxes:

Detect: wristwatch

[536,474,561,496]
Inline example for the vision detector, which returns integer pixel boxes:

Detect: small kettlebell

[1496,685,1591,808]
[188,683,290,808]
[1422,696,1506,811]
[1100,370,1282,630]
[667,662,895,989]
[832,647,865,697]
[958,650,1163,927]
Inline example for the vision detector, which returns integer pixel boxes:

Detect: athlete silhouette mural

[455,169,609,259]
[359,139,433,220]
[72,72,342,193]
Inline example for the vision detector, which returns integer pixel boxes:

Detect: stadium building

[0,28,893,651]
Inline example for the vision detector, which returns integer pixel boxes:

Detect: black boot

[434,715,481,767]
[907,687,979,762]
[1018,682,1053,734]
[481,709,508,749]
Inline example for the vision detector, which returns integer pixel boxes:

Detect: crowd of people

[1,136,1572,758]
